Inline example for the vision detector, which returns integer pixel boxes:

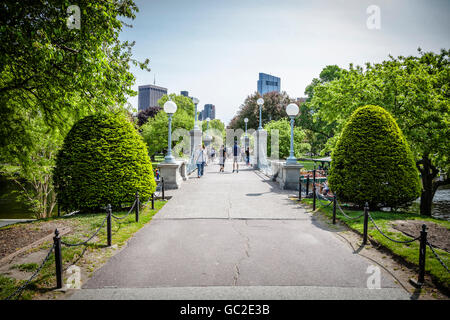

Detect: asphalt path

[69,161,410,300]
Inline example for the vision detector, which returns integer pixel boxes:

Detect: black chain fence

[4,181,166,300]
[298,172,449,286]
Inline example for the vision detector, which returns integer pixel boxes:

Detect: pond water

[0,175,35,219]
[425,185,450,221]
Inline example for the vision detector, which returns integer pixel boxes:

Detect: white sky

[120,0,450,125]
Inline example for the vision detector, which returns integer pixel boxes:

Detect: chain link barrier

[367,212,420,244]
[61,214,108,247]
[315,188,333,207]
[111,199,137,220]
[4,244,55,300]
[427,241,450,273]
[335,200,365,220]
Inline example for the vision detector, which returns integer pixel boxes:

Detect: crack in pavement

[231,219,251,286]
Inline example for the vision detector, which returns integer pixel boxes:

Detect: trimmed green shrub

[328,105,421,209]
[53,114,156,212]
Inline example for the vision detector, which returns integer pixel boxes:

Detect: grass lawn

[0,199,166,300]
[302,198,450,292]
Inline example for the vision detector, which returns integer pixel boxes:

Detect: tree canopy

[228,91,291,130]
[310,49,450,215]
[264,119,310,159]
[0,0,149,163]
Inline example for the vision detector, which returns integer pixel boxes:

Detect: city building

[257,73,281,95]
[202,104,215,120]
[180,91,189,97]
[138,84,168,111]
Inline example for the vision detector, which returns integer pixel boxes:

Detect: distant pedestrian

[195,144,206,178]
[211,147,216,163]
[232,141,240,173]
[219,145,226,172]
[245,148,250,166]
[202,144,207,172]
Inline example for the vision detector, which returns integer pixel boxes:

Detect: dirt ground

[390,220,449,252]
[0,221,71,259]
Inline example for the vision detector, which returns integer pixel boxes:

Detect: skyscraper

[138,84,168,111]
[257,73,281,95]
[180,91,189,97]
[202,104,216,120]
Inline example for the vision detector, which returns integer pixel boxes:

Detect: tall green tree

[264,119,310,159]
[296,65,341,155]
[141,94,195,158]
[0,0,149,163]
[229,91,291,130]
[0,1,149,218]
[311,49,450,215]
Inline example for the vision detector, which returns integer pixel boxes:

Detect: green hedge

[53,114,156,212]
[328,105,421,209]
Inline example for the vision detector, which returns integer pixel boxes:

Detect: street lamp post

[244,117,248,135]
[164,100,178,163]
[192,97,199,130]
[257,98,264,130]
[285,103,299,165]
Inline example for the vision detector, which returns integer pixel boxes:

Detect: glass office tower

[138,84,168,111]
[257,73,281,95]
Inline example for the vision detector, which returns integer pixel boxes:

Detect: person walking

[201,144,207,173]
[245,147,250,166]
[219,145,226,172]
[211,147,216,163]
[232,141,240,173]
[195,144,206,178]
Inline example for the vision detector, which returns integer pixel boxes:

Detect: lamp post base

[285,157,298,165]
[164,155,176,164]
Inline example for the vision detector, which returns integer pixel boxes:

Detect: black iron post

[106,204,112,247]
[161,177,165,200]
[418,224,428,285]
[298,177,302,201]
[332,195,337,225]
[151,193,155,210]
[306,176,310,197]
[312,168,316,210]
[363,202,369,245]
[53,229,63,289]
[135,191,139,223]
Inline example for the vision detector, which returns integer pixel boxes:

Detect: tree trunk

[416,155,449,216]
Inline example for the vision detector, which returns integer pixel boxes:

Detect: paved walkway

[69,162,410,299]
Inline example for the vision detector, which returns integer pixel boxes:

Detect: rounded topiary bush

[328,105,420,209]
[53,113,156,212]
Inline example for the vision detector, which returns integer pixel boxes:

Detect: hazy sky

[120,0,450,125]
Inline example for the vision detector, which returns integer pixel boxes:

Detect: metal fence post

[306,176,309,197]
[161,177,165,200]
[298,177,302,201]
[332,195,337,225]
[363,202,369,245]
[418,224,427,285]
[135,191,139,223]
[106,204,112,247]
[312,169,316,210]
[53,229,63,289]
[151,193,155,210]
